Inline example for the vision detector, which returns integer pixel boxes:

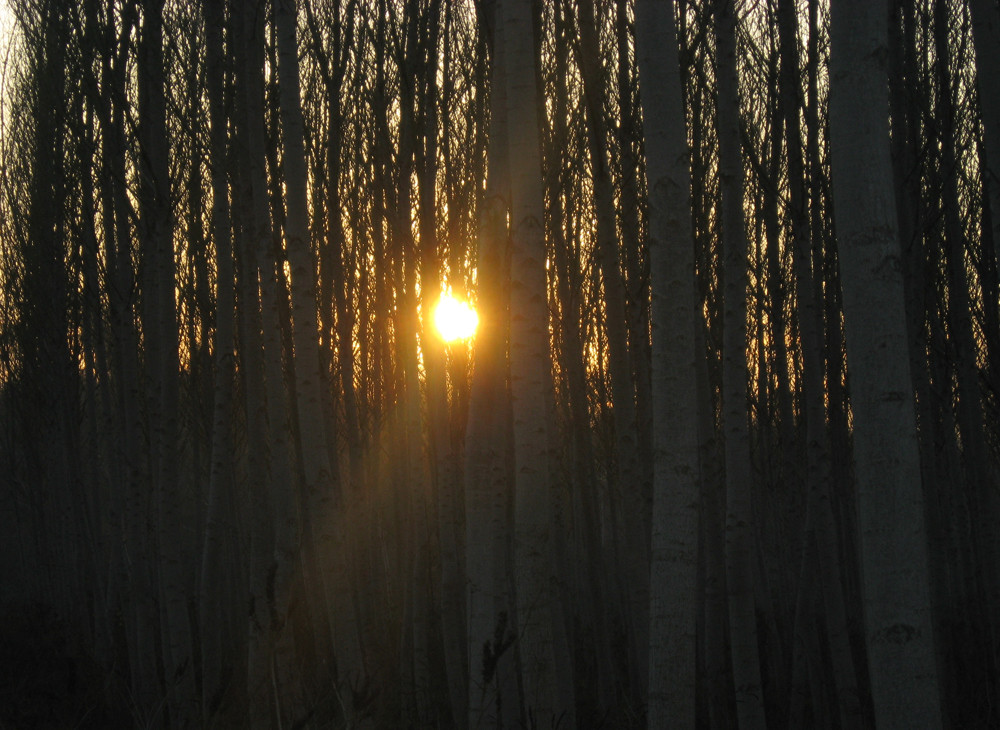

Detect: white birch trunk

[635,0,700,725]
[501,0,574,723]
[464,194,515,730]
[467,6,517,727]
[828,0,944,726]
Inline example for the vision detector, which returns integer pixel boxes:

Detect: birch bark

[829,0,944,725]
[502,0,575,722]
[635,0,700,724]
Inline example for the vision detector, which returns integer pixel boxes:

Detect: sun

[433,292,478,342]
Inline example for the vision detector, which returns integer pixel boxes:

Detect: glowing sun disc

[434,293,478,342]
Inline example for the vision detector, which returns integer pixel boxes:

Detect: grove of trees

[0,0,998,727]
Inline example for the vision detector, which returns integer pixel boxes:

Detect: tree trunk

[138,1,195,722]
[199,0,239,719]
[715,1,767,726]
[828,0,944,725]
[238,3,304,723]
[501,0,575,723]
[465,10,516,729]
[635,0,700,725]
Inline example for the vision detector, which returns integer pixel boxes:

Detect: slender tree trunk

[395,8,437,720]
[616,0,654,498]
[78,94,115,669]
[238,3,304,723]
[635,0,700,725]
[103,2,160,709]
[20,0,79,662]
[138,1,195,722]
[502,0,575,723]
[199,0,238,719]
[466,11,516,729]
[828,0,944,725]
[715,1,767,726]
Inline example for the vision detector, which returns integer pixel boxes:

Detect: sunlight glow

[433,292,478,342]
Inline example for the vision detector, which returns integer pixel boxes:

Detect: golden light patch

[433,292,478,342]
